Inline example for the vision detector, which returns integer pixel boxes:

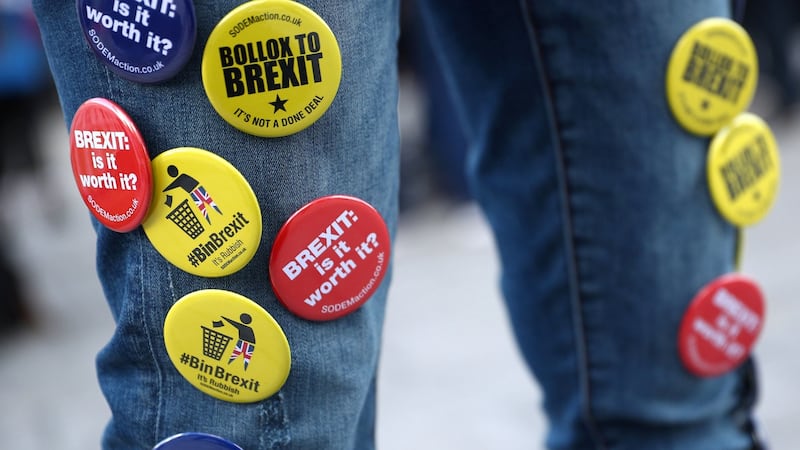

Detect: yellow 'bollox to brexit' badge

[666,17,758,136]
[164,289,291,403]
[707,113,780,227]
[142,147,262,277]
[202,0,342,137]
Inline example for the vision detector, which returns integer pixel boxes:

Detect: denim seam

[106,45,167,438]
[138,233,166,443]
[100,72,169,446]
[156,255,181,439]
[518,1,606,447]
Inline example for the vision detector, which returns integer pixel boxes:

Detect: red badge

[678,273,765,377]
[70,98,152,232]
[269,196,390,321]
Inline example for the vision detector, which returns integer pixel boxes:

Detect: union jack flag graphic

[229,339,255,370]
[190,186,222,223]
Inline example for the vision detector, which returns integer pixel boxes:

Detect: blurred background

[1,1,798,448]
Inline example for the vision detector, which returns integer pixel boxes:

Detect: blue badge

[153,432,243,450]
[76,0,196,83]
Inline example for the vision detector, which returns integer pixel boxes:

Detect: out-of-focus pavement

[0,83,797,449]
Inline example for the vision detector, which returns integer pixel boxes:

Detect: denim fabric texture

[35,0,399,448]
[416,0,760,449]
[36,0,761,448]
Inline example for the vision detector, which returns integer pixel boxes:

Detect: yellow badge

[666,17,758,136]
[202,0,342,137]
[164,289,291,403]
[142,147,262,277]
[707,113,780,226]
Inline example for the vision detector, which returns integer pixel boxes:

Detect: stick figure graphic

[215,313,256,370]
[163,164,222,223]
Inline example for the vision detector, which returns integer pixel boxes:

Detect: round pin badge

[164,289,291,403]
[678,273,765,377]
[269,196,390,321]
[70,98,152,232]
[201,0,342,137]
[154,432,243,450]
[141,147,262,277]
[666,17,758,136]
[77,0,196,83]
[707,113,780,227]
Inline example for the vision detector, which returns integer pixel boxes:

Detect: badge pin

[269,195,390,321]
[734,228,744,271]
[70,98,153,232]
[201,0,342,137]
[163,290,291,403]
[142,147,262,277]
[707,113,780,227]
[666,17,758,135]
[77,0,197,83]
[678,273,765,377]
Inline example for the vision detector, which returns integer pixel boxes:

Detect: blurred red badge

[678,273,765,377]
[70,98,152,232]
[269,195,390,321]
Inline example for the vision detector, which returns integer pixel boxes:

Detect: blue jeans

[35,0,399,448]
[36,0,760,449]
[416,0,761,449]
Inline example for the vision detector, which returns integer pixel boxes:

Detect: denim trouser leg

[34,1,399,448]
[418,0,759,449]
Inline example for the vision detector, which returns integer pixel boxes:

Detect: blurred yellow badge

[164,289,291,403]
[202,0,342,137]
[707,113,780,226]
[142,147,262,277]
[666,17,758,136]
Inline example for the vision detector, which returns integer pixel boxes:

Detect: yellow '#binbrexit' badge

[142,147,262,277]
[164,289,291,403]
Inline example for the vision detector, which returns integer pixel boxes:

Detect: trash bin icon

[166,198,205,239]
[201,325,232,361]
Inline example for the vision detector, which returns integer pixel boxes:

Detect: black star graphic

[270,95,288,113]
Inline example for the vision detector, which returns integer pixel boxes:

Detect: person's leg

[34,1,399,448]
[0,96,36,335]
[743,0,800,112]
[418,0,761,448]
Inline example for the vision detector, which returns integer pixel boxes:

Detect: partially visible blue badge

[153,432,243,450]
[76,0,197,83]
